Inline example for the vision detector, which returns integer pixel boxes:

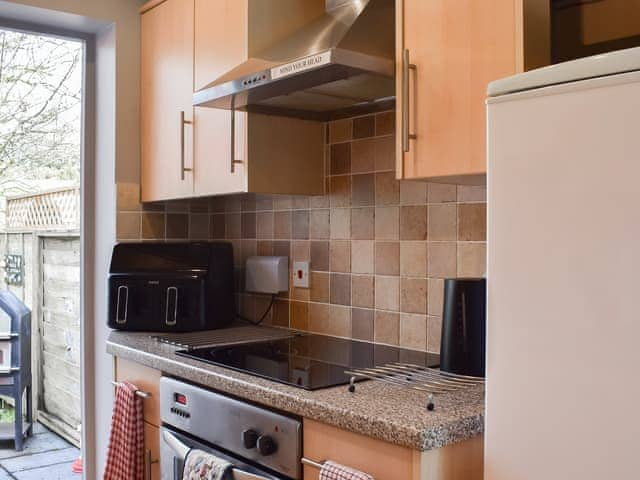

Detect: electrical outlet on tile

[293,261,310,288]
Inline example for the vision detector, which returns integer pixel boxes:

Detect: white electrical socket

[293,261,310,288]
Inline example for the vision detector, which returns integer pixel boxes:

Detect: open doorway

[0,27,84,477]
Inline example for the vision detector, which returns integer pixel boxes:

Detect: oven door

[160,427,285,480]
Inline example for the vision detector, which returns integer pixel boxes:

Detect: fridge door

[487,70,640,479]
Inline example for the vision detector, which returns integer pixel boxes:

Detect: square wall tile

[427,183,457,203]
[457,185,486,202]
[400,313,427,350]
[458,204,487,241]
[457,243,486,277]
[117,212,141,240]
[240,212,256,239]
[352,275,374,308]
[374,136,395,171]
[400,277,427,314]
[273,195,292,210]
[310,271,330,303]
[210,214,226,239]
[330,241,351,273]
[291,301,309,331]
[375,242,399,275]
[330,273,351,306]
[427,278,444,316]
[351,240,374,274]
[351,174,375,206]
[117,182,141,211]
[375,111,394,136]
[190,213,210,240]
[310,241,329,271]
[428,204,456,241]
[329,305,351,337]
[351,139,376,173]
[329,119,352,143]
[308,303,331,334]
[374,311,399,345]
[309,209,330,239]
[353,115,375,139]
[427,242,457,278]
[352,308,374,341]
[375,172,399,205]
[274,211,292,239]
[375,206,399,240]
[351,207,374,240]
[400,242,427,277]
[427,316,443,353]
[292,210,310,239]
[292,241,310,262]
[375,276,399,311]
[142,213,165,239]
[330,209,351,239]
[330,143,351,175]
[226,213,241,239]
[400,181,427,205]
[330,175,351,207]
[272,299,290,327]
[257,212,274,239]
[400,206,427,240]
[273,241,290,258]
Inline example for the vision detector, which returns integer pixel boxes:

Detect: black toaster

[108,242,235,332]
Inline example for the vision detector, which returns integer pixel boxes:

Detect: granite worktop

[106,327,484,451]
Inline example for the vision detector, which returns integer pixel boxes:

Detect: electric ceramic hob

[176,333,439,390]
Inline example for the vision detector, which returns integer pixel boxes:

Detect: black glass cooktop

[176,334,439,390]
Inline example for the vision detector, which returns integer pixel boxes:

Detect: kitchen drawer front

[114,357,161,427]
[144,421,161,480]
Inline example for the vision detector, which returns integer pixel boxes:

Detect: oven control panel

[160,377,302,479]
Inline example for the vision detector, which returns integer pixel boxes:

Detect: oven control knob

[257,435,277,456]
[242,429,259,449]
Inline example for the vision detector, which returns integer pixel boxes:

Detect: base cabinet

[303,419,483,480]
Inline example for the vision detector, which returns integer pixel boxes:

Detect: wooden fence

[5,187,80,232]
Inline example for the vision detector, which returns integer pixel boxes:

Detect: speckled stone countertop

[107,327,484,451]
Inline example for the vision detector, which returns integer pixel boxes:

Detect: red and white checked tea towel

[103,381,144,480]
[319,461,374,480]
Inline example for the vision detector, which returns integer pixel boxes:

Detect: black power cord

[237,294,277,326]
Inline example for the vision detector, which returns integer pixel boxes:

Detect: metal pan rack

[345,363,484,411]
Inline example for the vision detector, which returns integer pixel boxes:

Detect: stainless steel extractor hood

[193,0,395,121]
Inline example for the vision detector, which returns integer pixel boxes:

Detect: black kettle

[440,278,486,377]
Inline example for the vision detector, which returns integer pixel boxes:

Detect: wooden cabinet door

[396,0,519,181]
[144,422,160,480]
[193,0,248,196]
[114,357,161,427]
[141,0,195,202]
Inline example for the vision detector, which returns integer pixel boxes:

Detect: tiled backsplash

[116,111,486,353]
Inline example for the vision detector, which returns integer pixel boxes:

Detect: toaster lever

[166,286,178,326]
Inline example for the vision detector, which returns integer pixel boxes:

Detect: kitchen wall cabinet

[114,357,161,479]
[395,0,550,182]
[140,0,326,202]
[303,419,483,480]
[140,0,195,202]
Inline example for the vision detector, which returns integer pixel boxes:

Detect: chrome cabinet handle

[180,111,193,180]
[144,449,158,480]
[402,49,417,153]
[230,97,243,174]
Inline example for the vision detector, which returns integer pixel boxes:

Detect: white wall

[0,1,144,477]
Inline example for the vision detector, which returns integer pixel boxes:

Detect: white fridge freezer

[486,48,640,480]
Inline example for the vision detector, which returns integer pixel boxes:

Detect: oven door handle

[162,430,277,480]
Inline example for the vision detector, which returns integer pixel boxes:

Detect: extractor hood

[193,0,395,121]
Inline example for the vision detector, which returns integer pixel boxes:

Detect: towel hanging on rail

[318,460,374,480]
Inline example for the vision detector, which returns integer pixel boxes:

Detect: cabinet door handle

[402,49,417,153]
[144,449,158,480]
[230,97,243,174]
[180,110,193,180]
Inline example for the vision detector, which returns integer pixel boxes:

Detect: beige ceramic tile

[427,183,457,203]
[353,115,375,139]
[400,277,427,314]
[309,209,330,239]
[329,175,351,207]
[427,278,444,316]
[375,242,399,275]
[330,208,351,239]
[308,302,330,334]
[352,308,374,341]
[272,300,290,327]
[256,212,274,239]
[292,241,310,262]
[117,182,141,211]
[309,194,329,209]
[399,180,428,205]
[330,240,351,273]
[189,213,210,240]
[256,241,273,256]
[330,273,351,305]
[310,272,330,303]
[166,214,188,239]
[400,313,427,350]
[375,276,399,311]
[290,301,309,331]
[457,243,486,277]
[292,210,309,239]
[330,143,351,175]
[400,206,427,240]
[310,241,329,271]
[374,311,399,345]
[351,240,374,274]
[273,211,291,239]
[427,242,457,278]
[141,212,165,239]
[375,111,395,136]
[428,204,457,241]
[351,207,374,240]
[351,174,375,206]
[352,275,374,308]
[375,172,399,205]
[427,316,443,353]
[351,138,376,173]
[226,213,241,239]
[292,196,310,210]
[457,185,487,202]
[458,204,487,241]
[374,136,395,171]
[329,305,351,337]
[225,195,242,212]
[210,214,226,239]
[117,212,141,240]
[329,119,352,144]
[400,242,427,277]
[374,206,399,240]
[273,195,292,210]
[255,195,274,211]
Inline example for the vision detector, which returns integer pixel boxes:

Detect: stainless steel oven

[159,377,302,480]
